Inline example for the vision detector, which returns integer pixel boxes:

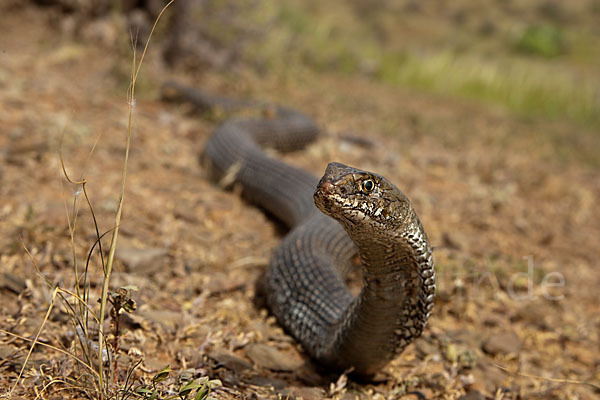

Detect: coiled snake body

[163,82,436,377]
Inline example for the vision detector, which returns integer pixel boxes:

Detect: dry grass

[0,2,225,399]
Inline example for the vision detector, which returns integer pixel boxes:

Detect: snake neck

[319,215,435,376]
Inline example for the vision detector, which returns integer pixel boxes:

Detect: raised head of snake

[314,162,414,235]
[313,162,436,376]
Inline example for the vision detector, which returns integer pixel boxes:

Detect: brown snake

[163,82,436,377]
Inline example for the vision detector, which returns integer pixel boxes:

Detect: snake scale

[163,82,436,377]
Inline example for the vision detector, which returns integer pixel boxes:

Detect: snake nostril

[319,180,334,193]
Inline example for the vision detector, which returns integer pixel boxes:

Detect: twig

[96,1,177,394]
[490,361,600,391]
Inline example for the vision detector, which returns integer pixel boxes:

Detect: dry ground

[1,4,599,400]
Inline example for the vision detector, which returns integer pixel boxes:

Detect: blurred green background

[187,0,600,127]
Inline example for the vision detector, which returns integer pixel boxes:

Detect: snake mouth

[314,178,358,222]
[313,178,336,216]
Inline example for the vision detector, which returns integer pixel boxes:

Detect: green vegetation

[137,366,221,400]
[514,24,564,58]
[376,50,598,125]
[243,1,600,127]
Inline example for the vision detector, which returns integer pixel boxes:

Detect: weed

[107,286,138,383]
[514,24,565,58]
[135,366,221,400]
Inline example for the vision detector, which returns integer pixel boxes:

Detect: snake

[162,82,436,377]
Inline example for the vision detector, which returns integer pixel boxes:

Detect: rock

[482,315,504,327]
[570,345,598,368]
[447,329,485,349]
[441,231,462,250]
[0,272,26,294]
[341,391,367,400]
[144,357,171,372]
[510,305,549,330]
[523,388,567,400]
[471,361,507,391]
[417,389,436,399]
[2,342,47,371]
[177,346,204,367]
[281,386,325,399]
[80,16,121,47]
[116,246,168,274]
[250,321,271,341]
[205,273,246,295]
[0,344,18,362]
[338,133,376,149]
[245,343,303,372]
[457,390,486,400]
[119,312,145,330]
[138,308,182,331]
[208,349,253,374]
[481,330,521,356]
[243,374,287,390]
[415,338,438,360]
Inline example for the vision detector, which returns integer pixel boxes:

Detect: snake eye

[361,179,375,192]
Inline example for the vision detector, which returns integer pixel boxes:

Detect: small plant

[514,24,565,58]
[135,366,222,400]
[108,286,138,382]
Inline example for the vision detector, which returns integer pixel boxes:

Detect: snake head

[314,162,414,233]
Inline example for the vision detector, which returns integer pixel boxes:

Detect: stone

[471,361,507,392]
[245,343,303,372]
[415,338,438,360]
[0,344,17,362]
[116,246,168,274]
[144,357,171,372]
[138,308,182,331]
[0,272,26,294]
[281,386,325,399]
[457,390,486,400]
[243,374,287,390]
[208,349,253,374]
[482,330,521,356]
[510,305,549,330]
